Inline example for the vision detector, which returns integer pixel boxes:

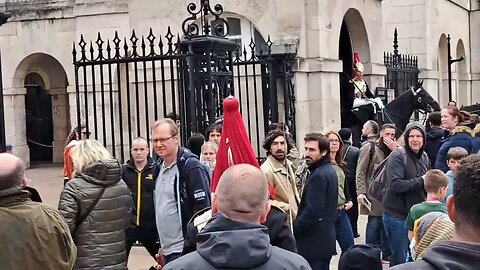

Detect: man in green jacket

[0,153,76,270]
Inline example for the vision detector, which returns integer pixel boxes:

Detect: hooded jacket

[383,122,430,220]
[0,187,77,270]
[154,147,211,237]
[58,159,132,270]
[391,240,480,270]
[164,213,311,270]
[122,157,156,228]
[425,127,445,169]
[435,125,475,172]
[182,205,297,255]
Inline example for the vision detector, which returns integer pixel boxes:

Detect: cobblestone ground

[27,163,388,270]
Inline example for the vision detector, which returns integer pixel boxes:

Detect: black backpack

[368,147,407,203]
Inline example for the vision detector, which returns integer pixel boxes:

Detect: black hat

[338,244,382,270]
[338,128,352,141]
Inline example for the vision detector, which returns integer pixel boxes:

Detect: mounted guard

[350,52,384,123]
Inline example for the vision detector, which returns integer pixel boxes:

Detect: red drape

[211,96,260,192]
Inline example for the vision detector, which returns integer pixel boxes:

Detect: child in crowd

[405,169,449,240]
[445,147,469,199]
[410,212,454,261]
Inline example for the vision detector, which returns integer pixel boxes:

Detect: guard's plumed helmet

[354,52,364,73]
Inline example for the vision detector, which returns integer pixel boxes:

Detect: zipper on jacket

[136,171,142,226]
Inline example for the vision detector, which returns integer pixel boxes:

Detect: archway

[13,53,69,164]
[25,73,53,162]
[437,34,448,106]
[339,8,370,146]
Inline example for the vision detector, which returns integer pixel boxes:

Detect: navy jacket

[435,126,475,172]
[154,147,211,237]
[294,156,338,260]
[425,127,444,169]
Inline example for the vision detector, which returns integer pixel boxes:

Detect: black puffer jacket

[59,159,132,270]
[425,127,444,169]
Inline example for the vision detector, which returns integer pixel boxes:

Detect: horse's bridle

[380,87,432,130]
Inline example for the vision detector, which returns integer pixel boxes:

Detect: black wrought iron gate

[73,1,296,162]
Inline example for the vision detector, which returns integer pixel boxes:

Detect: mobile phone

[364,197,372,212]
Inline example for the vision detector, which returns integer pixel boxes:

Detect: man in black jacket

[391,154,480,270]
[425,112,444,168]
[294,133,338,270]
[338,128,360,238]
[382,122,430,267]
[164,164,311,270]
[122,137,159,259]
[151,119,211,266]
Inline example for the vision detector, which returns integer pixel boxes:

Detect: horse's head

[411,80,440,113]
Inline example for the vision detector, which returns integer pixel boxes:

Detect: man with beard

[261,130,300,227]
[356,123,397,263]
[294,133,338,270]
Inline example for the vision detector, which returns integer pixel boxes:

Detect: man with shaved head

[0,153,77,269]
[163,164,311,270]
[122,137,159,260]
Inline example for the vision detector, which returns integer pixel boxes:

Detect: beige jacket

[261,155,300,226]
[356,140,387,216]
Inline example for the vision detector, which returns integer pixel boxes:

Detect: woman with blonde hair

[326,130,354,254]
[59,139,132,270]
[201,141,218,171]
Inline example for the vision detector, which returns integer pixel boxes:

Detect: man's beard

[272,152,286,162]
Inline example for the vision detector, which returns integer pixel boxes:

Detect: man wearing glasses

[150,118,211,267]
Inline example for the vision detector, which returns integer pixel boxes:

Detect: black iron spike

[393,28,399,56]
[72,42,77,62]
[141,36,146,57]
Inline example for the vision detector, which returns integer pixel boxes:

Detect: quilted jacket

[59,159,132,270]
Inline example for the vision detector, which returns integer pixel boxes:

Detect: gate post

[179,0,237,137]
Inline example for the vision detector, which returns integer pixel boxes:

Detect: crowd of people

[1,99,480,270]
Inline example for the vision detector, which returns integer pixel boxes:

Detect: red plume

[211,96,275,198]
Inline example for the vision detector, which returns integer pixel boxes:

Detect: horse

[347,81,440,146]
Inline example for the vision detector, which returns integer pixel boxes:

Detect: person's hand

[383,137,398,151]
[155,248,164,268]
[344,201,353,210]
[357,194,366,206]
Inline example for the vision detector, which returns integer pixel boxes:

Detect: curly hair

[454,154,480,230]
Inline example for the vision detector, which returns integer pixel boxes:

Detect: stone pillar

[50,87,69,163]
[294,58,343,145]
[3,87,29,166]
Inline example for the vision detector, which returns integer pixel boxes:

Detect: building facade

[0,0,477,165]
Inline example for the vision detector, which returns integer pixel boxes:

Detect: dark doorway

[25,73,53,162]
[339,20,361,146]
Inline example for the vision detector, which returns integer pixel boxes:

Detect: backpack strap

[365,141,376,173]
[73,187,106,237]
[343,145,352,161]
